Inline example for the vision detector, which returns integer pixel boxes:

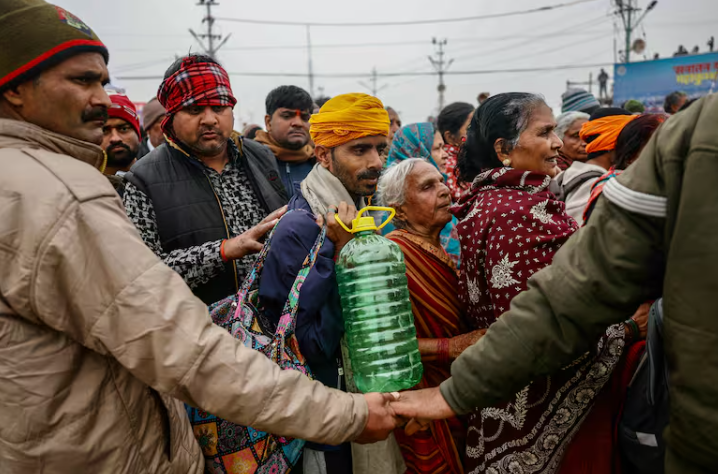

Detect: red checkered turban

[157,56,237,137]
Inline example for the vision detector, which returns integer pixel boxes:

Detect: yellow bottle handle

[334,213,352,233]
[333,206,397,233]
[370,206,397,231]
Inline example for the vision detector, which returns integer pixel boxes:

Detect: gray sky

[57,0,717,125]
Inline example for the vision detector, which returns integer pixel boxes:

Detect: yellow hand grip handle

[333,206,397,233]
[370,206,397,230]
[334,212,353,233]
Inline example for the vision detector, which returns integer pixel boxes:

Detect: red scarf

[443,143,468,202]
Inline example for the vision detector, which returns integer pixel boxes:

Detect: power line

[110,20,611,79]
[450,15,611,64]
[109,30,613,53]
[476,31,608,70]
[111,16,612,80]
[116,62,614,81]
[443,63,615,75]
[108,15,610,62]
[100,15,718,42]
[113,57,178,73]
[215,0,598,27]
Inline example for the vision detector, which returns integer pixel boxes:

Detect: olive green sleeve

[440,140,668,414]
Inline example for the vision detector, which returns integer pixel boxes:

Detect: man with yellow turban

[257,93,393,473]
[558,107,636,222]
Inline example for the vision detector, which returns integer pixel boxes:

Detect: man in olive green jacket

[393,94,718,473]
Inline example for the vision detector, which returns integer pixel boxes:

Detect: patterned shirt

[123,141,267,290]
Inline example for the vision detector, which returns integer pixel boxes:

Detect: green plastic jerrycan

[334,206,423,393]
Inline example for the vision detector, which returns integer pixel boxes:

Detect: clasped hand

[356,387,456,443]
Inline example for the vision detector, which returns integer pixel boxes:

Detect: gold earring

[502,159,511,167]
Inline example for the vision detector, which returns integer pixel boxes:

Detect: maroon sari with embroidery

[454,168,627,474]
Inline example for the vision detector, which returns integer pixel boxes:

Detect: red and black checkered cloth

[157,56,237,136]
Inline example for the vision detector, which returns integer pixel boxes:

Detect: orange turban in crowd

[309,93,390,148]
[580,114,639,155]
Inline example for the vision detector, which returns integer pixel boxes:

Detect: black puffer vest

[125,137,287,305]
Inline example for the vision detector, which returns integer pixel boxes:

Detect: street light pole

[615,0,658,63]
[189,0,229,59]
[306,25,315,97]
[428,38,453,112]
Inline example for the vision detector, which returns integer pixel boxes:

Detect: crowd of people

[2,2,718,474]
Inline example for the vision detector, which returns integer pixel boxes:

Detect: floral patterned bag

[187,211,325,473]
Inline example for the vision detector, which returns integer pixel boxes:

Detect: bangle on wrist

[437,338,450,364]
[220,239,229,262]
[625,318,640,340]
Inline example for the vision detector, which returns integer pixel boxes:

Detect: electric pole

[428,38,453,112]
[189,0,231,59]
[614,0,658,63]
[359,67,388,97]
[306,25,316,97]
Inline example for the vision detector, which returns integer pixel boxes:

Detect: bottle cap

[335,206,396,234]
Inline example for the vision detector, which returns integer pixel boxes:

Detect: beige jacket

[0,119,368,473]
[561,160,607,223]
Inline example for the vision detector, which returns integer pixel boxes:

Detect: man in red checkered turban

[123,54,288,308]
[156,54,238,157]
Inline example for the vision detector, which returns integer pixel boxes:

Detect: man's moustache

[357,170,381,180]
[107,142,130,153]
[82,107,108,123]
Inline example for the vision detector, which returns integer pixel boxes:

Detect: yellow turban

[309,93,390,149]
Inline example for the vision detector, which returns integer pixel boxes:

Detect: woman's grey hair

[376,158,426,211]
[502,93,547,148]
[554,111,590,140]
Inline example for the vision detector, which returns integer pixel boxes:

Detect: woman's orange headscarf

[580,114,639,155]
[309,93,390,148]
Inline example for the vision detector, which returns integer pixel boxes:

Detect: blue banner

[613,52,718,111]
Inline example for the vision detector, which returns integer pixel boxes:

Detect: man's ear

[315,145,331,169]
[2,84,25,108]
[264,114,272,132]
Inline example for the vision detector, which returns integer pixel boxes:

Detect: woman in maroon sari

[454,93,643,474]
[377,159,485,474]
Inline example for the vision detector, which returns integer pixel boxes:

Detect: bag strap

[275,224,327,338]
[561,170,604,201]
[233,209,326,342]
[549,173,564,199]
[646,298,667,405]
[234,211,289,304]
